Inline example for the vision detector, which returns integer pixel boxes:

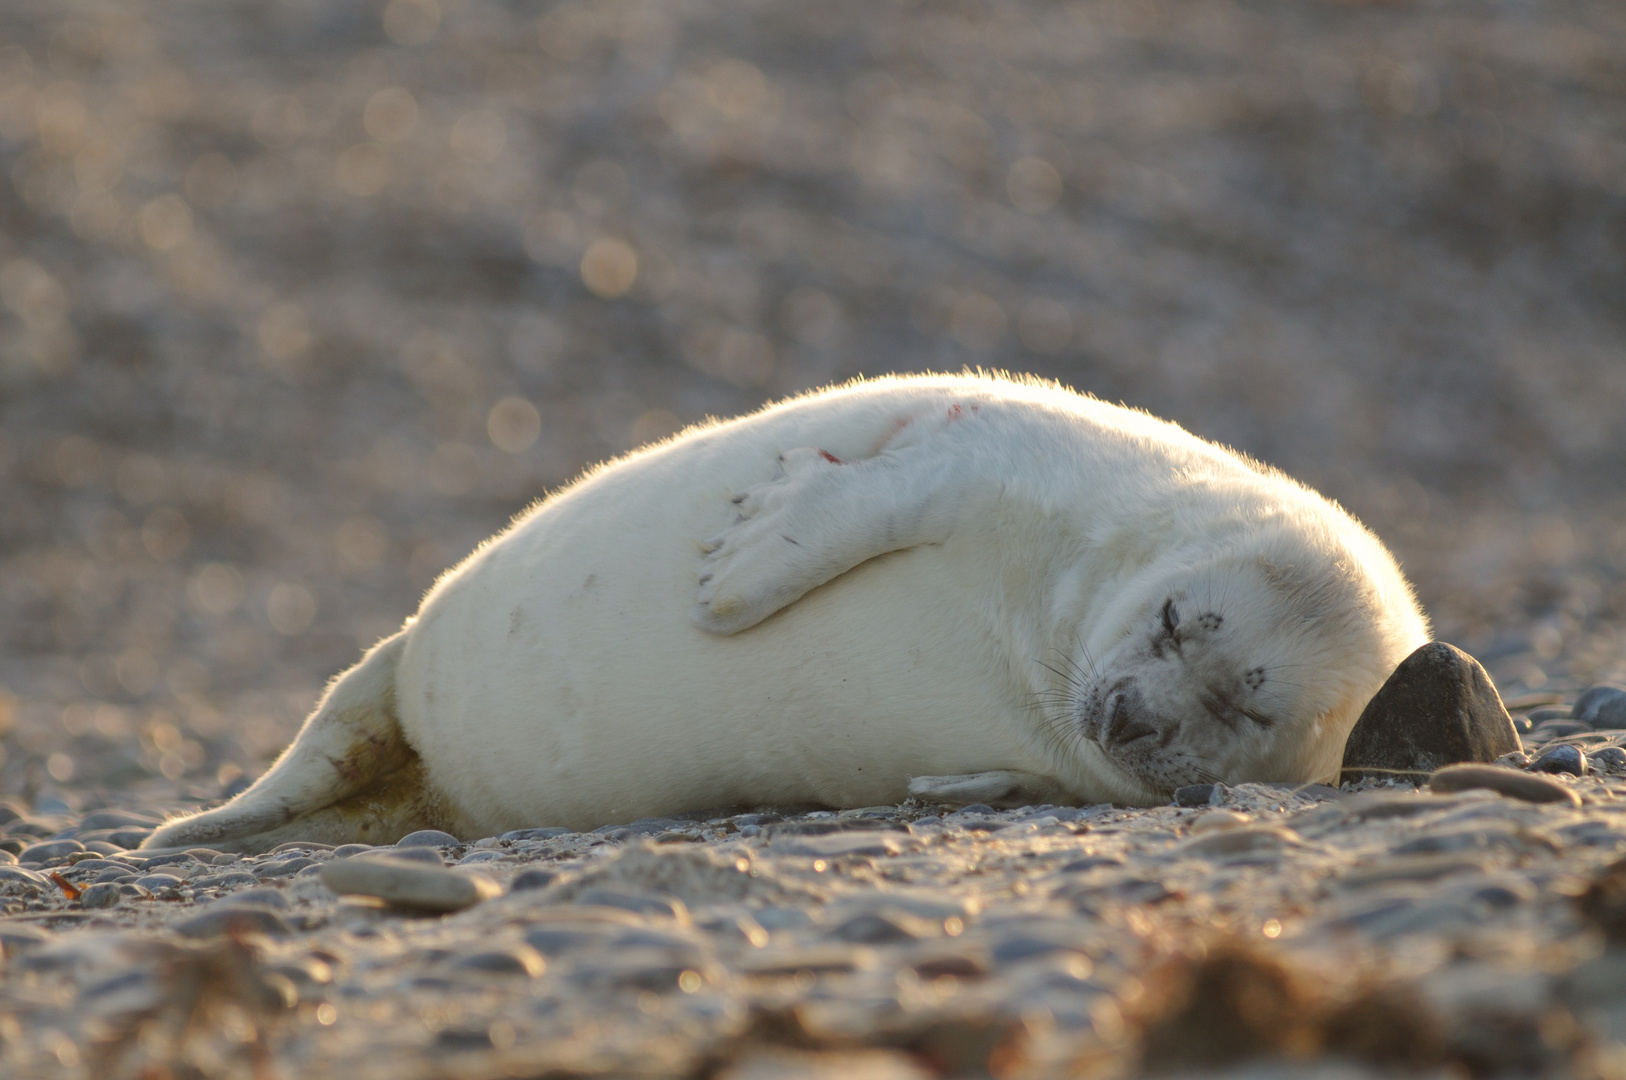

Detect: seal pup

[145,373,1428,852]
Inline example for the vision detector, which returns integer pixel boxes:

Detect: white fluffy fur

[147,373,1428,850]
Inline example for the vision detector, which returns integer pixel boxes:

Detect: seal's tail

[143,632,445,853]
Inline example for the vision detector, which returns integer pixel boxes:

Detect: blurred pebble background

[0,0,1622,816]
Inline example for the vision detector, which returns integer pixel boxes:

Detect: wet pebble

[1532,744,1587,776]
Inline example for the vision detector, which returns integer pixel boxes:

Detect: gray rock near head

[1340,642,1521,783]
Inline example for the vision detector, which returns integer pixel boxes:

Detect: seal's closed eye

[1161,598,1180,635]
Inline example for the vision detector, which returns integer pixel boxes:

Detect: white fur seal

[146,373,1428,852]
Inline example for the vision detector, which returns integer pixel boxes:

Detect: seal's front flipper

[909,770,1076,808]
[694,434,963,635]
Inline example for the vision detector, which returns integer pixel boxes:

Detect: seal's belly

[395,417,1038,831]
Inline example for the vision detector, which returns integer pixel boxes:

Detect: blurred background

[0,0,1622,815]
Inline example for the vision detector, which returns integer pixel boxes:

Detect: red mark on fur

[947,404,963,421]
[817,449,843,464]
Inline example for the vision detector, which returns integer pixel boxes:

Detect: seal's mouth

[1076,676,1225,799]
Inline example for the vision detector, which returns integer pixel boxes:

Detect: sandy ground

[0,1,1623,1075]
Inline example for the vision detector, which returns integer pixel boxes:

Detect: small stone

[1173,784,1218,808]
[79,882,123,909]
[1532,744,1587,776]
[393,830,461,849]
[1592,747,1626,772]
[256,857,317,878]
[1341,642,1521,782]
[135,874,185,892]
[331,844,375,858]
[105,829,153,849]
[173,906,290,938]
[1427,763,1580,806]
[319,855,500,913]
[510,868,557,892]
[18,839,85,864]
[1576,686,1626,729]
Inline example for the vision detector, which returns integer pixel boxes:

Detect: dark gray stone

[1173,784,1218,807]
[1592,747,1626,772]
[1576,686,1626,729]
[1534,744,1587,775]
[79,882,123,909]
[104,829,153,849]
[1341,642,1521,783]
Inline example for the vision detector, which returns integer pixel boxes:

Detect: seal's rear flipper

[143,633,448,853]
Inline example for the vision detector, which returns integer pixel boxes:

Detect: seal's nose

[1102,683,1156,746]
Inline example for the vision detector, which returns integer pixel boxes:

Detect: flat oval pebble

[79,882,122,909]
[319,855,500,913]
[18,840,84,864]
[1427,763,1581,805]
[0,866,51,888]
[1533,744,1587,775]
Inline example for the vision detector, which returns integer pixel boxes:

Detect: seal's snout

[1102,682,1157,747]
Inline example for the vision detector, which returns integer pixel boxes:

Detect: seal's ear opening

[1338,642,1520,786]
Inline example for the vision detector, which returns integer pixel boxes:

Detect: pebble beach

[1,0,1625,1076]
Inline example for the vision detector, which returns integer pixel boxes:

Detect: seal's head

[1055,523,1427,804]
